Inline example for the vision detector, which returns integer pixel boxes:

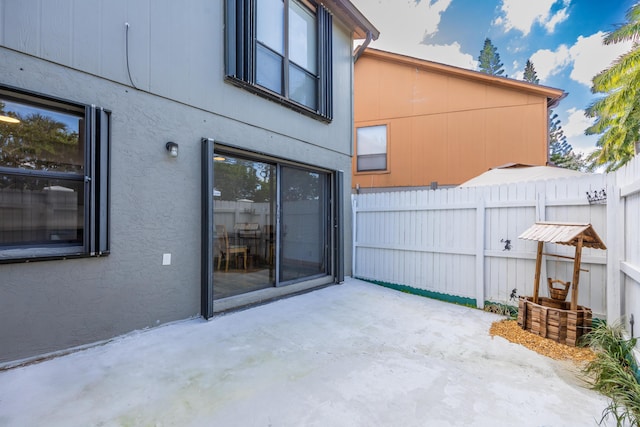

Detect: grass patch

[358,278,477,308]
[484,301,518,319]
[583,319,640,426]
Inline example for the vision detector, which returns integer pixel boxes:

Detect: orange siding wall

[353,54,551,188]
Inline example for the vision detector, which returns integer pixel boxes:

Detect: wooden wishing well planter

[516,222,606,347]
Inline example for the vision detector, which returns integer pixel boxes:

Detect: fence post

[606,174,622,322]
[476,197,485,309]
[352,194,357,278]
[536,191,546,221]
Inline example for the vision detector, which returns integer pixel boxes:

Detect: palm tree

[586,3,640,171]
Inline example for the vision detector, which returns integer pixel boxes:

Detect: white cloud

[351,0,475,68]
[495,0,570,36]
[529,45,571,81]
[511,60,523,80]
[566,134,600,156]
[559,108,600,156]
[351,0,452,47]
[544,5,569,33]
[421,0,453,38]
[563,107,595,138]
[408,42,477,69]
[526,32,634,87]
[569,32,633,86]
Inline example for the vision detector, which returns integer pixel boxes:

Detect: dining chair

[215,225,248,271]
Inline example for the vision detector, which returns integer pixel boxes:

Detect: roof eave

[320,0,380,40]
[360,48,565,100]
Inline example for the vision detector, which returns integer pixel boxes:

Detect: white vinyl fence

[353,156,640,325]
[607,156,640,329]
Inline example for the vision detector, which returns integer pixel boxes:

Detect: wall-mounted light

[0,115,20,124]
[165,141,179,157]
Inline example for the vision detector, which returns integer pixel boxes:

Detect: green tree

[214,159,269,202]
[478,38,505,76]
[549,111,590,172]
[0,102,81,173]
[523,59,540,84]
[549,111,570,156]
[519,66,584,170]
[585,3,640,171]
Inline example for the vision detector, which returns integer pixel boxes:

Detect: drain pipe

[353,31,373,63]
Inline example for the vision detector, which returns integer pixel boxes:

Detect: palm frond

[592,48,640,92]
[604,3,640,45]
[587,3,640,171]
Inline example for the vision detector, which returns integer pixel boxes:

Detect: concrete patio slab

[0,279,610,426]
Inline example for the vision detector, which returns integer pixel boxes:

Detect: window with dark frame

[225,0,333,120]
[0,85,110,262]
[356,125,387,172]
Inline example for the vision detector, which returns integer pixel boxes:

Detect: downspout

[351,30,373,158]
[353,31,373,63]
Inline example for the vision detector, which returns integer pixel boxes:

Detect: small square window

[357,125,387,172]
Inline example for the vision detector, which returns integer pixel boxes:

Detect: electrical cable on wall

[125,22,139,90]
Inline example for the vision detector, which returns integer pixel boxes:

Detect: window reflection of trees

[214,157,275,202]
[0,101,83,177]
[283,169,320,201]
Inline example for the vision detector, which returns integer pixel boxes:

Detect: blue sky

[351,0,636,156]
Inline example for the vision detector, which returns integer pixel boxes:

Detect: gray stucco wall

[0,0,355,364]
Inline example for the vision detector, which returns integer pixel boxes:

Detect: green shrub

[484,301,518,319]
[583,320,640,426]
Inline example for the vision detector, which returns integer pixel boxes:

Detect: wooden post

[570,235,584,311]
[533,241,543,304]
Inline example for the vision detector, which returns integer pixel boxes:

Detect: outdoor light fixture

[165,141,179,157]
[0,115,20,124]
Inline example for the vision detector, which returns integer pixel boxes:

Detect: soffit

[320,0,379,40]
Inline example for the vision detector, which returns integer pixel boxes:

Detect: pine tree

[478,38,504,76]
[549,111,589,171]
[523,59,539,84]
[549,111,570,156]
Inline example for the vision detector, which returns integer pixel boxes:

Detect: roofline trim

[320,0,380,40]
[359,47,565,101]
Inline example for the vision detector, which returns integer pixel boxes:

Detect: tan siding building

[353,48,566,190]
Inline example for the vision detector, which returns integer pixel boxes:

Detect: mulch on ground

[490,319,596,364]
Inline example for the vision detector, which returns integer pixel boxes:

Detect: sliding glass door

[210,150,330,300]
[280,166,328,283]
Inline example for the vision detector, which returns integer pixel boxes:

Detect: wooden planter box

[517,296,592,347]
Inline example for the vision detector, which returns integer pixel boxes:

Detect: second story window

[257,0,317,110]
[225,0,333,121]
[356,125,388,172]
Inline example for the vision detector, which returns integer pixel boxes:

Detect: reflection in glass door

[212,152,330,299]
[280,166,328,283]
[213,154,276,299]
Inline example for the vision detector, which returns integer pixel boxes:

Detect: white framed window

[0,85,110,262]
[356,125,387,171]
